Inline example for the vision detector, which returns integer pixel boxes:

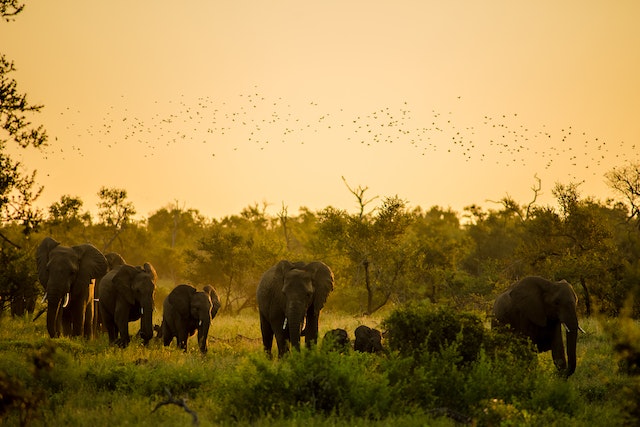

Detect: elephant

[492,276,581,377]
[322,328,350,352]
[257,260,334,357]
[98,262,157,347]
[36,237,108,338]
[93,252,126,336]
[160,284,219,353]
[354,325,385,353]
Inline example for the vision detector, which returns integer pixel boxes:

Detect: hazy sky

[2,1,639,219]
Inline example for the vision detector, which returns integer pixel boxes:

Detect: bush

[383,302,485,364]
[222,349,393,421]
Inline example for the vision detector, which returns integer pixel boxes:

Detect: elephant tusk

[62,293,70,308]
[141,307,144,315]
[41,292,47,304]
[562,324,571,333]
[199,320,202,327]
[283,317,288,331]
[578,325,586,334]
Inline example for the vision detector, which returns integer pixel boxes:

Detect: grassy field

[0,308,638,426]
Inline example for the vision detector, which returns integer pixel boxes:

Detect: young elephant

[322,328,350,353]
[98,263,157,347]
[161,284,218,353]
[354,325,385,353]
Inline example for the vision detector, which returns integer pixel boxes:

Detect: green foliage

[0,314,637,425]
[383,302,485,364]
[223,350,393,421]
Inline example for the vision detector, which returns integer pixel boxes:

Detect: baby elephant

[161,284,220,353]
[354,325,385,354]
[322,328,350,352]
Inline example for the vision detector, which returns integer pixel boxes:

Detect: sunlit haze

[2,1,639,219]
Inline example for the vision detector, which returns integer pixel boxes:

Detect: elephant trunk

[197,317,211,354]
[286,302,306,351]
[561,311,579,377]
[139,303,154,344]
[46,293,63,338]
[565,328,577,377]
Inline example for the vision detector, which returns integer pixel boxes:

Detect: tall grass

[0,309,638,426]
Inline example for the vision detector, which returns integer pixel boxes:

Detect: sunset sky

[2,1,639,219]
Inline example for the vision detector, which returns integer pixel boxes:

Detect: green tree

[184,206,282,314]
[146,202,206,284]
[606,163,640,229]
[403,206,472,304]
[316,192,412,315]
[0,41,47,243]
[96,187,136,252]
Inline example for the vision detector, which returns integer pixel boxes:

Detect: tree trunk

[579,276,591,317]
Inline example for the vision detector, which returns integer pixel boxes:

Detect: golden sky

[2,1,640,218]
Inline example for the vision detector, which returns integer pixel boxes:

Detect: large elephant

[257,260,334,357]
[98,262,157,347]
[492,276,581,377]
[92,252,126,336]
[161,284,219,353]
[36,237,108,338]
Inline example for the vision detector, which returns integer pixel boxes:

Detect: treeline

[2,170,640,319]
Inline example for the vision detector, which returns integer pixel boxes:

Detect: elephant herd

[35,237,221,353]
[34,238,582,376]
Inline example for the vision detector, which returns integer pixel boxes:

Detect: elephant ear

[274,260,296,289]
[111,265,138,305]
[105,252,126,270]
[72,243,108,286]
[36,237,60,288]
[142,262,158,284]
[203,285,222,318]
[510,278,547,327]
[306,261,334,315]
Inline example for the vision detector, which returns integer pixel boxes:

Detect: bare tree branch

[152,388,199,426]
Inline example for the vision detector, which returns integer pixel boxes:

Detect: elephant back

[165,284,198,319]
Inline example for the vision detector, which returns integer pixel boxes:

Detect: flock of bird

[50,88,636,184]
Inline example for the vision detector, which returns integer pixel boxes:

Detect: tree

[183,208,282,314]
[0,22,47,244]
[146,202,206,284]
[316,193,412,315]
[96,187,136,251]
[606,163,640,229]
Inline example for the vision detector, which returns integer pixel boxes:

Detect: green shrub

[383,302,485,364]
[221,349,393,422]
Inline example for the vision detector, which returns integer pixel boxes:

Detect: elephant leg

[100,308,117,343]
[550,326,567,371]
[83,283,95,339]
[161,321,172,347]
[61,307,74,336]
[259,313,275,356]
[304,311,319,347]
[114,305,130,347]
[176,319,188,351]
[83,300,93,339]
[273,328,289,357]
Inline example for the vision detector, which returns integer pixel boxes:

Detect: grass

[0,309,638,426]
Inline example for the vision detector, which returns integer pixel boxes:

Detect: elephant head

[110,262,157,345]
[36,237,108,338]
[493,276,580,377]
[257,260,334,357]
